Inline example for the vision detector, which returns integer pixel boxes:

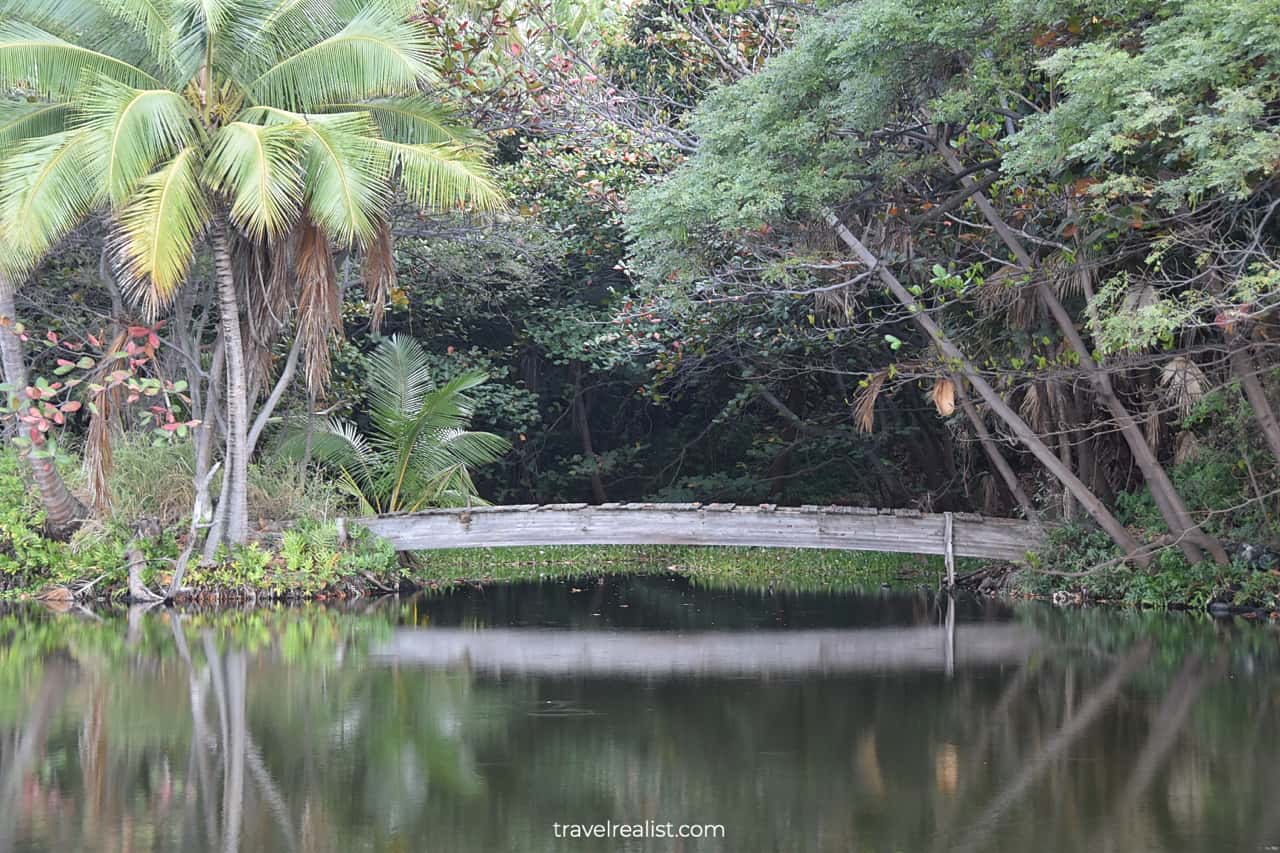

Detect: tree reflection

[0,595,1277,853]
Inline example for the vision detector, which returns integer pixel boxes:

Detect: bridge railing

[343,503,1044,565]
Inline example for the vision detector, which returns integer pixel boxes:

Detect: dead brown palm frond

[852,370,887,433]
[1123,281,1159,312]
[230,233,279,395]
[1144,399,1163,452]
[82,329,130,513]
[1174,431,1199,465]
[976,266,1039,328]
[295,218,342,393]
[815,280,858,322]
[1018,383,1047,433]
[1159,356,1207,416]
[1044,254,1085,299]
[361,221,396,333]
[930,378,956,417]
[978,473,999,516]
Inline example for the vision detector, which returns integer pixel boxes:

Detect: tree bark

[1232,343,1280,464]
[933,141,1227,565]
[0,280,85,538]
[210,217,250,546]
[823,210,1148,564]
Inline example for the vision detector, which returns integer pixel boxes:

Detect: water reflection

[0,577,1277,852]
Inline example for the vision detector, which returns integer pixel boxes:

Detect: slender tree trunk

[189,336,225,531]
[823,210,1148,564]
[246,329,303,458]
[953,376,1039,521]
[1232,343,1280,464]
[210,218,250,546]
[0,281,85,538]
[570,362,607,503]
[933,141,1227,565]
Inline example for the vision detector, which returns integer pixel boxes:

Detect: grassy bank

[1015,523,1280,615]
[409,544,943,591]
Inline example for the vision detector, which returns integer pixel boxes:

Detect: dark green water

[1,575,1278,852]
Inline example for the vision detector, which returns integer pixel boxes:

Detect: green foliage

[1005,0,1280,207]
[411,543,939,591]
[0,0,500,303]
[0,449,69,587]
[89,432,346,527]
[298,335,511,514]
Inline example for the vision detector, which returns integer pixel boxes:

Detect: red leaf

[60,400,81,413]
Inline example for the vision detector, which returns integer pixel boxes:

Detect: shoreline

[4,543,1279,622]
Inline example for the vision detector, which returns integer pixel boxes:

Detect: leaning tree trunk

[823,211,1149,565]
[1231,343,1280,465]
[0,279,85,539]
[934,142,1228,566]
[209,218,250,547]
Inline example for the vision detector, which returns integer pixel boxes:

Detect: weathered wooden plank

[370,624,1040,676]
[350,503,1044,561]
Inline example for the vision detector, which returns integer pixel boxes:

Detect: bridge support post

[943,511,956,589]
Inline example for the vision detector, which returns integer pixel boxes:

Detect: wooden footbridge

[346,503,1044,564]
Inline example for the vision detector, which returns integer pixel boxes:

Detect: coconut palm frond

[0,20,162,97]
[0,99,71,148]
[78,75,196,203]
[112,145,208,314]
[328,95,487,146]
[305,416,382,496]
[299,111,389,246]
[247,4,433,111]
[384,371,494,506]
[1018,384,1046,433]
[0,130,99,277]
[202,119,306,240]
[1144,399,1162,452]
[377,139,503,212]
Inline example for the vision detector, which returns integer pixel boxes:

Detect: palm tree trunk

[823,210,1148,564]
[210,217,250,546]
[0,280,85,538]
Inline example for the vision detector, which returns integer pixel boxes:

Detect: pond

[1,574,1278,852]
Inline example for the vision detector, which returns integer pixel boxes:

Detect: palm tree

[0,0,501,546]
[300,335,510,514]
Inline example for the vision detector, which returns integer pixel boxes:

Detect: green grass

[409,545,944,591]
